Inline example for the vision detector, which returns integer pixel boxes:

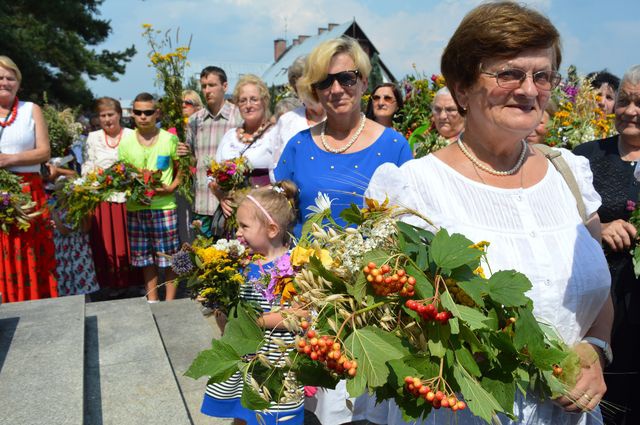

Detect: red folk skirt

[89,201,142,288]
[0,173,58,302]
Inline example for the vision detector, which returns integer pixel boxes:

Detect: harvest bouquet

[169,237,255,313]
[207,157,253,192]
[55,161,163,229]
[545,66,616,149]
[186,196,582,422]
[0,170,42,233]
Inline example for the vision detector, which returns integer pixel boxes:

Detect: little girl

[201,181,305,425]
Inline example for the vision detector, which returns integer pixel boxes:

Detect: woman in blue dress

[273,36,412,239]
[273,36,412,425]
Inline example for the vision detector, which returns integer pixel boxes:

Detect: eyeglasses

[431,106,459,116]
[182,100,196,107]
[132,109,156,117]
[237,97,261,106]
[480,67,562,91]
[313,70,360,90]
[372,94,396,103]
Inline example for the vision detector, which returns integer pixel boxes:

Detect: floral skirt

[0,173,57,302]
[89,201,142,288]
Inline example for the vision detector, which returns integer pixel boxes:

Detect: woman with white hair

[431,86,465,141]
[574,63,640,425]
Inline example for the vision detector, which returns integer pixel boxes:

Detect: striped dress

[201,261,304,425]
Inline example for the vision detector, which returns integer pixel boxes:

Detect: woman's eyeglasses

[237,97,261,106]
[313,70,360,90]
[480,68,562,91]
[182,100,196,107]
[132,109,156,117]
[372,94,396,103]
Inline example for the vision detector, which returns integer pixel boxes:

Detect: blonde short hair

[0,56,22,83]
[297,37,372,103]
[232,74,271,117]
[182,89,204,108]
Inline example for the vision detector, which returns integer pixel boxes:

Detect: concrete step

[150,299,231,425]
[0,295,85,425]
[84,297,191,425]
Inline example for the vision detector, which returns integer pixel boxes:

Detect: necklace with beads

[104,129,123,149]
[320,112,366,154]
[457,133,528,176]
[0,97,18,128]
[237,121,271,144]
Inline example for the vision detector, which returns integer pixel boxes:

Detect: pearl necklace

[457,134,528,176]
[320,113,366,154]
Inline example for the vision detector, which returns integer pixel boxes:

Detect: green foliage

[0,0,135,107]
[41,95,83,157]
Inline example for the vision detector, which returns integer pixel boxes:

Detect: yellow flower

[473,266,486,278]
[469,241,490,251]
[142,23,152,29]
[291,246,332,268]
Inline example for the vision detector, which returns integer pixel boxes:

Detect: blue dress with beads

[273,127,413,237]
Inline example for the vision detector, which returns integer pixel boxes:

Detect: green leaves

[184,339,241,382]
[441,291,490,331]
[241,382,270,411]
[221,305,263,356]
[430,229,482,272]
[486,271,532,307]
[344,326,410,396]
[453,363,505,423]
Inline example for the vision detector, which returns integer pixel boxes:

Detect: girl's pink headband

[246,195,277,227]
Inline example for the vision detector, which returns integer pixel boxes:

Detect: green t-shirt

[118,129,178,211]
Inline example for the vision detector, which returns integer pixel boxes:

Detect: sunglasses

[480,67,562,91]
[372,94,396,103]
[313,70,360,90]
[132,109,156,117]
[182,100,196,107]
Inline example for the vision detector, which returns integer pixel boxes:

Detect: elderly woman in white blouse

[367,2,612,424]
[82,97,139,292]
[214,74,277,217]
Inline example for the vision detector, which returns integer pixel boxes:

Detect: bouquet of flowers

[0,170,42,233]
[545,66,616,149]
[251,252,297,306]
[142,24,195,204]
[396,72,446,140]
[42,94,84,157]
[186,196,583,422]
[55,161,164,229]
[169,237,255,313]
[207,157,253,192]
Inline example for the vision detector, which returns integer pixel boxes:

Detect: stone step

[0,295,85,425]
[84,297,191,425]
[150,299,231,425]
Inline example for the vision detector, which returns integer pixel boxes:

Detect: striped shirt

[205,262,303,413]
[186,101,242,215]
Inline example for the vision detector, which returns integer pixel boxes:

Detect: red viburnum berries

[404,376,466,411]
[297,330,357,378]
[404,300,452,324]
[363,262,416,297]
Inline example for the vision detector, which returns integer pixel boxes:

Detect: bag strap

[533,143,588,224]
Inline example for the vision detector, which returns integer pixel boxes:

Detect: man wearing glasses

[177,66,242,239]
[119,92,181,302]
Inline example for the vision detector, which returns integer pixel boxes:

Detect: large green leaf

[340,203,364,225]
[453,363,505,423]
[482,374,515,416]
[456,275,488,308]
[241,382,271,411]
[455,346,481,377]
[513,306,544,352]
[486,271,532,307]
[291,353,340,389]
[184,339,241,382]
[309,256,347,293]
[221,305,263,356]
[529,345,568,370]
[404,354,440,378]
[346,369,367,396]
[344,326,410,393]
[441,291,490,330]
[430,229,482,271]
[387,358,419,387]
[405,263,434,299]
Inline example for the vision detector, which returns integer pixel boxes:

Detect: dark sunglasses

[313,70,360,90]
[372,94,396,103]
[480,67,562,91]
[182,100,196,107]
[132,109,156,117]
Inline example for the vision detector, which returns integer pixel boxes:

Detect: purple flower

[626,200,636,212]
[563,85,578,102]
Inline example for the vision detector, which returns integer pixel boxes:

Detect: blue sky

[86,0,640,102]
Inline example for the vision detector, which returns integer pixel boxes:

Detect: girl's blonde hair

[238,181,298,244]
[297,36,371,103]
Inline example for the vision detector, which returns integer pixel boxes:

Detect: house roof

[262,20,395,87]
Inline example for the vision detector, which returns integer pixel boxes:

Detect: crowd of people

[1,1,640,424]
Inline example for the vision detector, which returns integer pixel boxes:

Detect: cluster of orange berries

[363,262,416,297]
[552,364,563,377]
[405,300,452,324]
[404,376,467,411]
[297,323,357,377]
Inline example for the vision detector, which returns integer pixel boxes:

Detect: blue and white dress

[201,261,304,425]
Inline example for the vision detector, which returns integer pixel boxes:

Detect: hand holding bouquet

[0,170,43,233]
[207,157,252,193]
